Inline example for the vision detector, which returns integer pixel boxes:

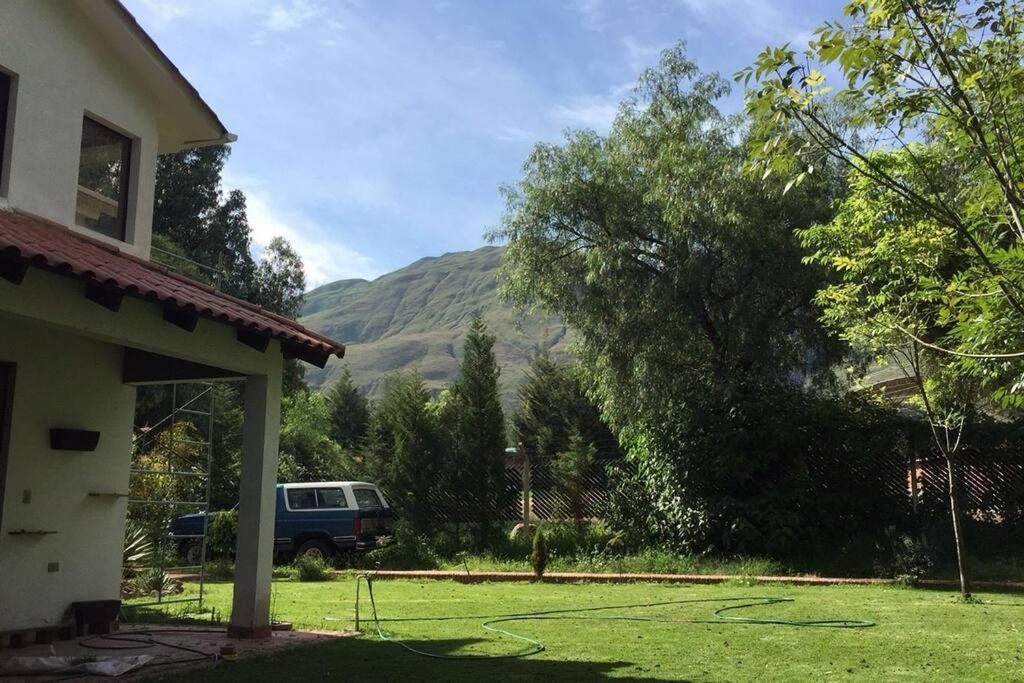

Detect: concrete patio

[0,624,354,681]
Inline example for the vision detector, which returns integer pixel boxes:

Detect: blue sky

[125,0,845,288]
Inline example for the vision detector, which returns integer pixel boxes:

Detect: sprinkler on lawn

[353,571,376,632]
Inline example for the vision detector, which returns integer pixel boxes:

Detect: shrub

[123,519,154,572]
[363,522,440,570]
[613,389,913,557]
[294,554,333,582]
[880,528,934,586]
[133,568,182,597]
[551,432,598,525]
[206,510,238,559]
[531,527,548,578]
[204,558,234,581]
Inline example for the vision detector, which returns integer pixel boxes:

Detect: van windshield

[352,488,383,509]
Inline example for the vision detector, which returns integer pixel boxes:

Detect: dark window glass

[0,71,10,188]
[286,488,317,510]
[353,488,383,509]
[76,117,131,240]
[316,488,348,509]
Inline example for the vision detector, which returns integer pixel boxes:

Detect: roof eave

[103,0,235,151]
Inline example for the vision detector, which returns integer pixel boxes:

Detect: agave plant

[134,567,181,597]
[123,519,154,575]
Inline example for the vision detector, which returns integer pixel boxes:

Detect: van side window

[353,488,383,509]
[316,488,348,509]
[286,488,317,510]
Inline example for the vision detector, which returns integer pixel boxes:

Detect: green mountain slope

[300,246,570,409]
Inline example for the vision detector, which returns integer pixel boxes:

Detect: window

[75,117,131,240]
[0,70,11,192]
[316,488,348,509]
[286,488,317,510]
[352,488,383,509]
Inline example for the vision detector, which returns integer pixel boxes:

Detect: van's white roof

[279,481,377,488]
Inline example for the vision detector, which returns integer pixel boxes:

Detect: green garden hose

[352,574,875,661]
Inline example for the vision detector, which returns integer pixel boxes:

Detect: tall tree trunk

[945,455,972,598]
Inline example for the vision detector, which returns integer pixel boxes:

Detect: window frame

[74,114,135,242]
[0,67,15,198]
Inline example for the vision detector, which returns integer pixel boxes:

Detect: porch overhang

[0,210,345,370]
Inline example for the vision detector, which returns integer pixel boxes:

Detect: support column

[228,372,281,639]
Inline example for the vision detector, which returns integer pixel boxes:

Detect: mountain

[299,246,570,410]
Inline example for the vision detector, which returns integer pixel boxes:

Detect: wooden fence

[424,431,1024,538]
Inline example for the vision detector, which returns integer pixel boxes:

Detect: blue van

[172,481,394,562]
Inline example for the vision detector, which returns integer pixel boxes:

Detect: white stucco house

[0,1,346,638]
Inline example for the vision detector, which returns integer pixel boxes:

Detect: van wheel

[180,540,202,565]
[296,539,334,562]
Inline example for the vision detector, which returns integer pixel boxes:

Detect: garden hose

[352,574,875,661]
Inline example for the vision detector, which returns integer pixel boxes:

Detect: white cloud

[233,180,381,288]
[264,0,324,32]
[673,0,788,39]
[552,98,619,131]
[132,0,190,28]
[571,0,609,32]
[622,36,665,73]
[493,125,537,143]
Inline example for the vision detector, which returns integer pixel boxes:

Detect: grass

[142,578,1024,681]
[435,550,787,576]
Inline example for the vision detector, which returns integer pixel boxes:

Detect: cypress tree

[447,313,506,548]
[325,366,370,451]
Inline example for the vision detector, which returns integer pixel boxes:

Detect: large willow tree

[492,45,847,553]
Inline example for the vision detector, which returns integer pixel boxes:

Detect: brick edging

[347,569,1024,591]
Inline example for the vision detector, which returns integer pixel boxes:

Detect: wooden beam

[123,347,244,384]
[237,327,271,353]
[163,304,199,332]
[282,342,332,369]
[84,282,123,312]
[0,255,29,285]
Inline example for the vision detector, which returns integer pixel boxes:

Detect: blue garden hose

[352,574,875,661]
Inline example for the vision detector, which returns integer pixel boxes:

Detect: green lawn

[147,579,1024,681]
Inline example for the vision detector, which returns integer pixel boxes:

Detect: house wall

[0,315,136,632]
[0,1,161,258]
[0,268,285,633]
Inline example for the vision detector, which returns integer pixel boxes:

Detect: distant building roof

[0,210,345,366]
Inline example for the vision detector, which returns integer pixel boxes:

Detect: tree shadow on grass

[168,635,676,682]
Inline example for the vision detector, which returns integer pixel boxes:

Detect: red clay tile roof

[0,210,345,364]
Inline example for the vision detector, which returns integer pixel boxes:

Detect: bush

[204,558,234,581]
[294,554,333,582]
[878,528,934,586]
[133,568,182,597]
[363,524,440,570]
[614,388,912,557]
[206,510,238,559]
[531,528,548,578]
